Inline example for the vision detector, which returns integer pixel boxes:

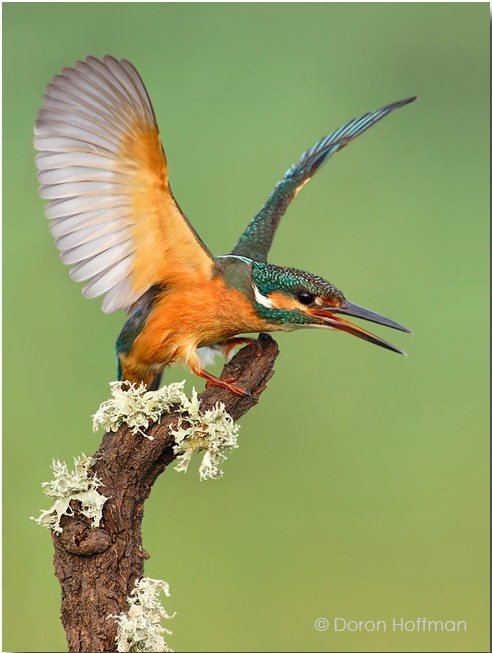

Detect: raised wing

[34,55,215,313]
[232,96,417,262]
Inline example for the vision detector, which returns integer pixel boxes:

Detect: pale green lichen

[92,381,189,439]
[171,389,240,480]
[111,577,175,653]
[31,455,107,534]
[93,381,240,480]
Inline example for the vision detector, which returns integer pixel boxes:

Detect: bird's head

[250,261,410,353]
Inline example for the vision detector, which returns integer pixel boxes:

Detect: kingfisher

[34,56,415,396]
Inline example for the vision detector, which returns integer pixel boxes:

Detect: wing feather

[60,230,130,264]
[54,219,128,249]
[35,151,116,170]
[35,55,215,312]
[49,207,129,236]
[69,241,134,281]
[38,166,125,184]
[232,96,417,262]
[101,277,141,314]
[82,257,133,297]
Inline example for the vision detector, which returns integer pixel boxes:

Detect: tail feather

[148,371,163,391]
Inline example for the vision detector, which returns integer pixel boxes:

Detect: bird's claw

[205,375,250,397]
[253,336,265,357]
[223,337,264,359]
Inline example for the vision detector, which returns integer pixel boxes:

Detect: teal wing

[231,96,417,262]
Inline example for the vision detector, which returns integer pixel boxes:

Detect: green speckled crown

[251,261,344,299]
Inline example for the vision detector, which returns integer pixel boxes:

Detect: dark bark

[52,333,279,652]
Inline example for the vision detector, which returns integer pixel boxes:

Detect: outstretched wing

[34,55,215,313]
[232,96,417,262]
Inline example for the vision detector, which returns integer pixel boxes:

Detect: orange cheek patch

[269,291,300,311]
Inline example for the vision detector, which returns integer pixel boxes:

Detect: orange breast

[119,276,266,383]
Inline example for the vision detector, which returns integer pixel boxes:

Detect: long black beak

[308,300,411,355]
[338,301,411,334]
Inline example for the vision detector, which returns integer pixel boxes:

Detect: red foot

[206,376,237,387]
[194,367,250,397]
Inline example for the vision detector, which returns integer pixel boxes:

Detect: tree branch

[51,333,279,652]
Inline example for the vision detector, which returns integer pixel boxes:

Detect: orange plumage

[119,276,266,388]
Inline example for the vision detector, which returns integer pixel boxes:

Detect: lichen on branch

[92,381,189,438]
[171,389,240,480]
[93,381,240,480]
[111,577,175,653]
[31,455,107,534]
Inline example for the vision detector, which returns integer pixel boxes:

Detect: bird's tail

[148,371,164,391]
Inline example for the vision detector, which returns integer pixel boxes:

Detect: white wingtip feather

[34,55,163,313]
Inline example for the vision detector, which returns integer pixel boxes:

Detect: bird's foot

[209,376,237,385]
[205,375,251,397]
[194,366,250,397]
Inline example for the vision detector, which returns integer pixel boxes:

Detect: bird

[34,55,416,396]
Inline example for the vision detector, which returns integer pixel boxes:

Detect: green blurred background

[3,3,489,652]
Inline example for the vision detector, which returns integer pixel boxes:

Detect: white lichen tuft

[92,381,240,480]
[171,389,240,480]
[31,455,107,534]
[111,577,175,653]
[92,381,189,439]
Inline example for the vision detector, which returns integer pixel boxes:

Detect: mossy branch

[48,333,279,652]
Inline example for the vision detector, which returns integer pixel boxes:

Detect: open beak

[308,300,411,355]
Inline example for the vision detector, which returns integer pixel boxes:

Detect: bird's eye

[297,290,314,305]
